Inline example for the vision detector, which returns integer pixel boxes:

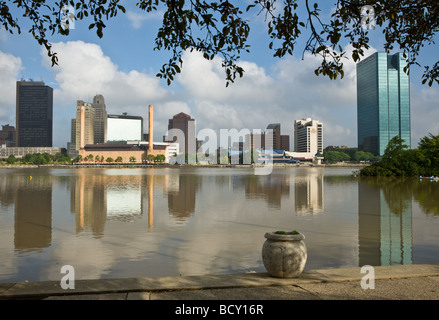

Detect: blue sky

[0,1,438,149]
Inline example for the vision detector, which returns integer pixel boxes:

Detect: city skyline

[0,2,438,149]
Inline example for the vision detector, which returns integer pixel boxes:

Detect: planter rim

[264,232,305,241]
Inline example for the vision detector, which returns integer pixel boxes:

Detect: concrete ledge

[1,264,439,300]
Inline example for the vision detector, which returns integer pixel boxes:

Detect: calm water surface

[0,166,438,283]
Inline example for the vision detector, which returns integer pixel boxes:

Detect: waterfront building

[293,118,323,155]
[0,147,63,159]
[92,95,107,144]
[78,105,170,163]
[244,123,290,152]
[164,112,196,155]
[357,52,411,156]
[75,101,95,151]
[0,124,16,147]
[68,94,107,157]
[16,80,53,147]
[266,123,290,151]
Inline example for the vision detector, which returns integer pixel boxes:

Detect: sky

[0,1,438,149]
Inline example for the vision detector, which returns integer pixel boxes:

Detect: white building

[287,118,324,162]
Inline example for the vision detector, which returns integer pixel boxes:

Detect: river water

[0,166,438,283]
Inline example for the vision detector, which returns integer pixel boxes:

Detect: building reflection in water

[243,174,290,209]
[71,172,144,236]
[166,174,201,221]
[294,169,324,215]
[358,179,412,266]
[71,169,202,232]
[14,175,52,253]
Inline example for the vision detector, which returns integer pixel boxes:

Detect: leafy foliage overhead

[1,0,438,86]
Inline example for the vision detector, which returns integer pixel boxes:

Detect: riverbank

[0,162,370,169]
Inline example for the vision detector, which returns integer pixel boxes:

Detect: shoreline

[0,162,370,169]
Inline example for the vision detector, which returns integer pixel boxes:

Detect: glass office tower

[357,52,410,156]
[16,80,53,147]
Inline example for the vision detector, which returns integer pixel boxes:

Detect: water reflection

[295,169,324,215]
[69,170,205,231]
[70,173,145,236]
[413,179,439,216]
[1,167,439,283]
[358,178,413,266]
[167,174,201,220]
[15,175,52,253]
[243,174,290,209]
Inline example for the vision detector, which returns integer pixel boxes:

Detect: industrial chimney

[148,105,153,151]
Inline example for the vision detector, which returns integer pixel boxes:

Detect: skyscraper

[266,123,290,151]
[92,94,107,144]
[357,52,411,156]
[16,80,53,147]
[75,100,95,150]
[294,118,323,155]
[165,112,196,154]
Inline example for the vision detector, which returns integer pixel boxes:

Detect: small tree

[57,154,71,163]
[106,157,114,163]
[155,154,165,163]
[147,154,155,163]
[129,156,136,163]
[23,153,33,163]
[115,156,123,162]
[6,155,17,164]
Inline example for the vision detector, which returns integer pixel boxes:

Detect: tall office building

[266,123,290,151]
[165,112,196,154]
[92,94,107,144]
[244,124,290,151]
[75,101,95,150]
[294,118,323,155]
[69,94,106,156]
[357,52,411,156]
[16,80,53,147]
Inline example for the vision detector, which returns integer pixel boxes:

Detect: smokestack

[80,105,85,149]
[148,105,153,151]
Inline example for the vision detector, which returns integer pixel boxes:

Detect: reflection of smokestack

[148,176,153,230]
[80,105,85,149]
[148,105,153,151]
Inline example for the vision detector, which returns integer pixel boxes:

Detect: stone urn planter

[262,231,307,278]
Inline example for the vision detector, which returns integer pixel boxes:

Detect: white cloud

[175,46,370,148]
[0,51,23,122]
[40,41,169,146]
[126,10,163,29]
[410,86,439,146]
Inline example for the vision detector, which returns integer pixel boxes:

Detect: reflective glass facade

[357,52,411,156]
[16,81,53,147]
